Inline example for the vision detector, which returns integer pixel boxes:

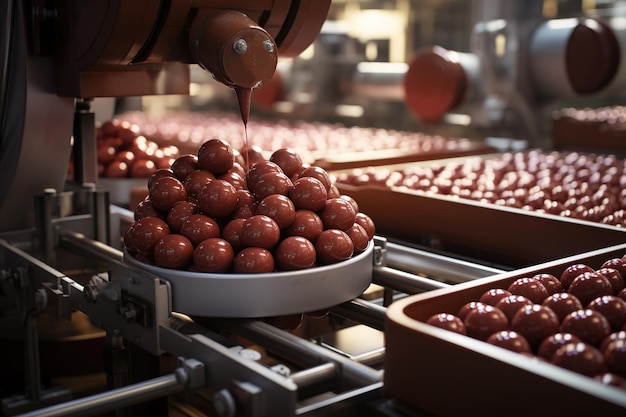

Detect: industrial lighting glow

[299,44,315,60]
[495,34,507,57]
[274,101,295,113]
[356,62,408,74]
[335,104,365,118]
[443,113,472,126]
[546,18,577,30]
[189,82,201,96]
[611,17,626,31]
[475,19,507,33]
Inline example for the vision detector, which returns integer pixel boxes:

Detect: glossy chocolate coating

[315,229,354,265]
[479,288,513,306]
[552,342,607,377]
[221,217,246,252]
[183,170,215,197]
[255,194,296,230]
[601,258,626,281]
[218,171,246,191]
[148,168,175,189]
[233,247,275,273]
[300,166,332,191]
[568,271,614,306]
[289,177,327,211]
[486,330,532,353]
[338,194,359,214]
[284,209,324,242]
[425,313,467,335]
[270,148,303,178]
[510,304,560,347]
[180,213,221,246]
[603,338,626,376]
[319,197,356,231]
[542,292,584,322]
[495,295,534,322]
[252,171,293,201]
[240,215,281,249]
[193,237,234,273]
[171,154,199,180]
[154,234,194,269]
[561,309,611,346]
[355,212,375,240]
[134,199,163,221]
[507,277,549,304]
[275,236,317,271]
[538,332,582,360]
[127,217,171,255]
[197,138,234,175]
[463,304,509,341]
[596,267,626,295]
[457,301,488,321]
[560,263,595,291]
[588,295,626,331]
[197,179,239,218]
[246,161,282,187]
[346,223,369,254]
[149,176,188,212]
[531,273,564,295]
[167,200,200,233]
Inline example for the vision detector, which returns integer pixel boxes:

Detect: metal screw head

[233,39,248,54]
[213,389,236,417]
[263,40,275,53]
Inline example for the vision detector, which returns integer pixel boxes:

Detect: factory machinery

[1,1,626,417]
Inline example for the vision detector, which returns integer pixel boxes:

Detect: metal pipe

[24,313,42,401]
[289,363,337,388]
[15,371,186,417]
[92,187,111,245]
[59,228,123,263]
[215,319,382,387]
[330,298,387,331]
[384,241,504,283]
[352,347,385,368]
[373,266,451,294]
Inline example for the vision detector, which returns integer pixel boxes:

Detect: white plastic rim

[124,240,374,317]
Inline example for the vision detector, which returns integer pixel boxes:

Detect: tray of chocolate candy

[385,243,626,417]
[331,149,626,268]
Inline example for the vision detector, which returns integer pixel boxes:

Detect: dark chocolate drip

[235,87,252,170]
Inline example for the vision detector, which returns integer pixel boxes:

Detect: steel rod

[15,372,185,417]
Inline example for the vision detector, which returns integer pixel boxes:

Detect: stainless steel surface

[123,241,374,318]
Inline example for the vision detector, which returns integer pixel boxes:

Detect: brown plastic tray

[384,243,626,417]
[333,159,626,268]
[552,110,626,156]
[313,140,495,171]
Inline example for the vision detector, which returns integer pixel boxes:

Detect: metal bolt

[213,389,236,417]
[84,284,99,303]
[233,39,248,54]
[263,40,275,53]
[34,289,47,311]
[271,364,291,377]
[119,304,137,322]
[238,348,262,362]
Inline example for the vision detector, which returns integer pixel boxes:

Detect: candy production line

[1,1,626,417]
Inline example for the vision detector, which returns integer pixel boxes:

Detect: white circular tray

[123,241,373,317]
